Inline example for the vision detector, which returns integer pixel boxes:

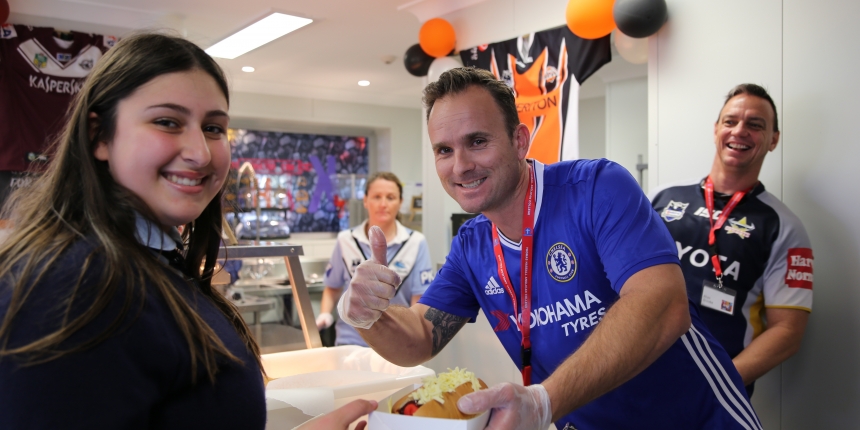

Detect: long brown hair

[0,32,261,383]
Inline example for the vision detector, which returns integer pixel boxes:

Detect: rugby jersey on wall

[0,24,115,171]
[460,26,610,164]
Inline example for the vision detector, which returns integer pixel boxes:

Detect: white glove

[337,226,401,330]
[315,312,334,330]
[457,383,552,430]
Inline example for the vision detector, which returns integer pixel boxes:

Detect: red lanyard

[704,177,751,283]
[491,165,536,386]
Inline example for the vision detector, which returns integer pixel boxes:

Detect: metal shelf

[226,207,291,213]
[218,244,322,350]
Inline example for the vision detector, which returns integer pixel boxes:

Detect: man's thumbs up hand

[337,226,402,330]
[368,225,389,265]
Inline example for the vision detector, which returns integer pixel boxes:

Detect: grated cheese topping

[410,367,481,405]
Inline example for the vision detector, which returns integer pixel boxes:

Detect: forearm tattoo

[424,308,468,357]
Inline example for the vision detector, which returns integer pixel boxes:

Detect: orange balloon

[566,0,616,40]
[419,18,456,58]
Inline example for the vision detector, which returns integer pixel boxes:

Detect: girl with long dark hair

[0,32,374,429]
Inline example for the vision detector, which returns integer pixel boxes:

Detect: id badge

[700,280,737,315]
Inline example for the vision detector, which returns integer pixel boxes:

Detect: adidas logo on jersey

[484,276,504,296]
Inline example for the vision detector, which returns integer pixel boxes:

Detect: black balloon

[403,43,434,77]
[613,0,668,38]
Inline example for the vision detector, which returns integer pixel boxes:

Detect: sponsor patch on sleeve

[785,248,813,289]
[419,269,435,286]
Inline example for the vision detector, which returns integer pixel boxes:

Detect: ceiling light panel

[206,13,313,59]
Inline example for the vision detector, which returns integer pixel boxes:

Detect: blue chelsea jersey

[420,159,760,429]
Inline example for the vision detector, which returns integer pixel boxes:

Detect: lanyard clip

[521,346,532,368]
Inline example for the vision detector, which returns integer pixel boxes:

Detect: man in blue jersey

[338,67,759,429]
[650,84,813,398]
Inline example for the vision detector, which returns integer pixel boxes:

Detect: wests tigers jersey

[460,26,610,164]
[0,24,115,171]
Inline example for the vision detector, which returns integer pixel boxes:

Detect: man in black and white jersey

[650,84,813,397]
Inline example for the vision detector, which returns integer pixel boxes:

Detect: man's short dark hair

[719,83,779,132]
[422,67,520,137]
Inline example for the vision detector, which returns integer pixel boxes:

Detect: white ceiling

[8,0,645,109]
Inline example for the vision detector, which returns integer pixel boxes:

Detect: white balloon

[427,56,462,82]
[614,30,648,65]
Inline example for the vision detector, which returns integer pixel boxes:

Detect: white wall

[648,1,783,197]
[651,0,860,427]
[578,97,606,160]
[605,77,648,189]
[442,0,569,51]
[781,1,860,427]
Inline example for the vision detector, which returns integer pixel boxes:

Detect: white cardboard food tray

[368,384,490,430]
[262,346,436,429]
[262,345,434,408]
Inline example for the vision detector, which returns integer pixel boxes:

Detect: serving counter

[217,244,322,351]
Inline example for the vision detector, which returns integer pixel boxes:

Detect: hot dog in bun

[390,367,488,419]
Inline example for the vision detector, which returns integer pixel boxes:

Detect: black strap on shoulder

[353,236,369,260]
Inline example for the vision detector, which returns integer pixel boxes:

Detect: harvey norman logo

[785,248,813,289]
[485,276,504,296]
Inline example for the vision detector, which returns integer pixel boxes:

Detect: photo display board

[228,129,369,234]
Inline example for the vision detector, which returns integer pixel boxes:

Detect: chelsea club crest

[546,243,577,282]
[661,200,689,222]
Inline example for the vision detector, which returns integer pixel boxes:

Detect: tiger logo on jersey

[545,66,559,84]
[546,242,577,282]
